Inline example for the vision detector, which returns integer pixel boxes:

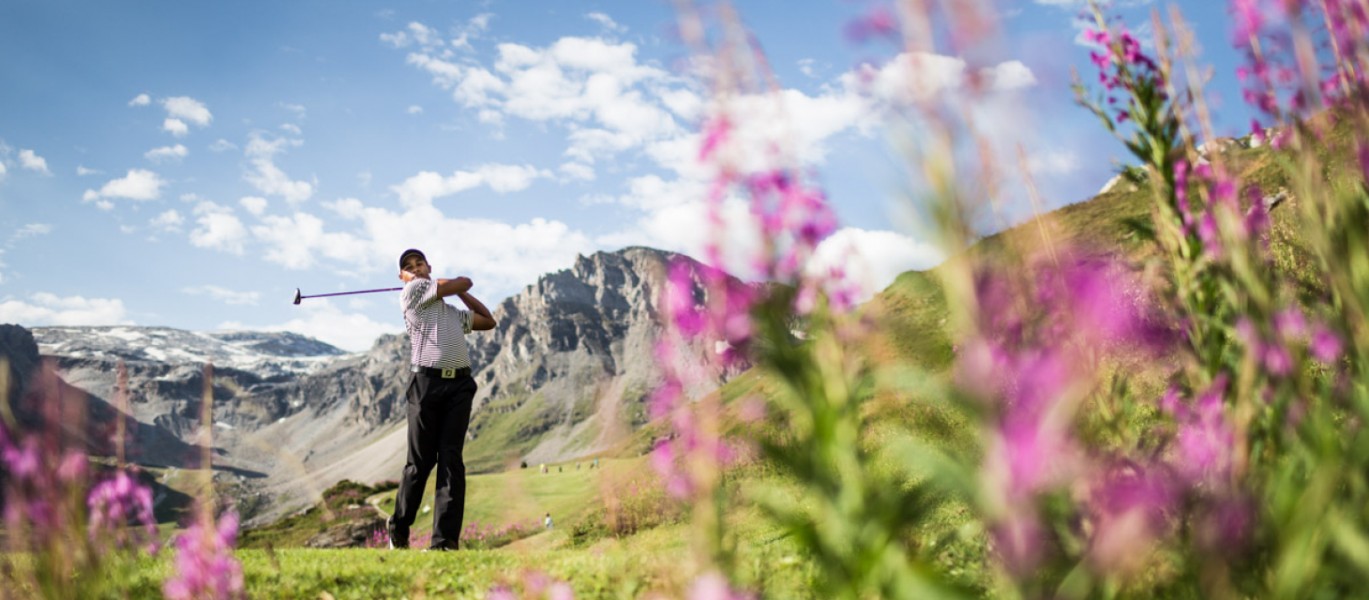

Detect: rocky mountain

[5,246,737,525]
[34,326,346,378]
[1,324,40,404]
[461,246,727,472]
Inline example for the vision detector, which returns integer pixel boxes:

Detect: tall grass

[651,0,1369,597]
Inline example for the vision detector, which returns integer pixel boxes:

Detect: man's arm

[426,276,494,330]
[455,291,497,331]
[434,277,472,297]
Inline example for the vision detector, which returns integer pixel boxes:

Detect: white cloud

[82,169,166,203]
[129,93,151,107]
[10,223,52,243]
[247,199,596,306]
[280,103,307,119]
[240,196,268,216]
[145,144,188,163]
[244,133,314,204]
[163,96,213,127]
[658,88,703,121]
[807,228,945,303]
[586,12,626,33]
[209,139,237,152]
[0,293,131,326]
[150,209,183,231]
[76,165,100,176]
[407,105,423,115]
[403,32,678,143]
[280,123,302,135]
[558,162,595,181]
[182,285,260,306]
[987,60,1037,90]
[391,163,550,207]
[250,212,364,269]
[381,21,445,50]
[18,149,49,174]
[189,202,247,254]
[0,161,7,180]
[255,301,398,352]
[163,118,189,136]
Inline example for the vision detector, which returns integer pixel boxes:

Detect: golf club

[293,287,402,305]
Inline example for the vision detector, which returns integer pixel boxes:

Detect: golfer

[387,248,496,550]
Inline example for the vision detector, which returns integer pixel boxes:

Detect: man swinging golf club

[387,248,496,550]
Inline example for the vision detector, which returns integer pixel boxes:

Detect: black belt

[412,365,471,379]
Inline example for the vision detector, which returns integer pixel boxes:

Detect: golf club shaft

[299,287,401,300]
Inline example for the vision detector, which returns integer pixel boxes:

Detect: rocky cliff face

[0,324,40,405]
[459,246,716,470]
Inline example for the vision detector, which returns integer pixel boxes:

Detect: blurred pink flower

[1231,0,1265,43]
[1310,325,1344,362]
[163,511,244,600]
[1195,494,1255,552]
[487,586,517,600]
[991,511,1045,577]
[56,449,87,483]
[1087,464,1177,574]
[87,469,158,554]
[689,571,753,600]
[1263,344,1293,376]
[1172,375,1235,486]
[651,441,692,499]
[665,262,706,337]
[1273,308,1307,340]
[845,5,898,43]
[699,116,731,162]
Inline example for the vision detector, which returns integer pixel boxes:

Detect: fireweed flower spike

[163,511,245,600]
[87,469,159,554]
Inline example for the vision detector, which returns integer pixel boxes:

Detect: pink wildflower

[689,571,753,600]
[991,511,1046,577]
[699,116,731,162]
[1263,344,1293,376]
[1310,326,1343,362]
[87,469,158,554]
[844,5,898,43]
[1273,308,1307,340]
[1231,0,1265,43]
[1171,375,1235,486]
[163,511,245,600]
[1087,464,1177,575]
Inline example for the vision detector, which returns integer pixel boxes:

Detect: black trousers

[392,372,476,549]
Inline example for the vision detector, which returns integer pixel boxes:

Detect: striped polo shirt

[401,278,473,370]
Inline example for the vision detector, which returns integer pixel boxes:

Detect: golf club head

[292,288,302,305]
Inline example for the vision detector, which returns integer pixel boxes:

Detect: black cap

[398,248,426,270]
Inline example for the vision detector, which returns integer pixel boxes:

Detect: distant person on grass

[387,248,497,551]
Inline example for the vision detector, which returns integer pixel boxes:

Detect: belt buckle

[441,367,456,378]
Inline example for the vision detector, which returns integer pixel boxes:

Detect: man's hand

[436,276,472,297]
[399,269,416,283]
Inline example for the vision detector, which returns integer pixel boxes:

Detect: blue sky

[0,1,1255,351]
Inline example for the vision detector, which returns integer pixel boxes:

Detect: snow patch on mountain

[32,326,349,377]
